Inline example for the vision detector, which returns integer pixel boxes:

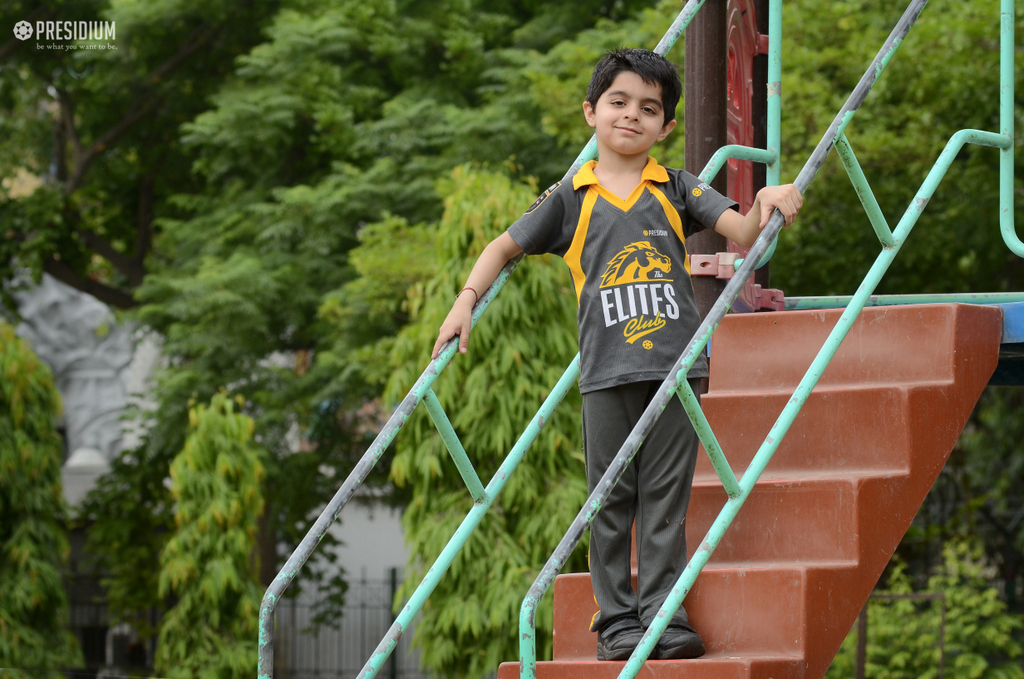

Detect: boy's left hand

[757,184,803,228]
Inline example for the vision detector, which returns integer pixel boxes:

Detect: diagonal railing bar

[516,197,793,679]
[259,0,714,674]
[257,256,521,678]
[422,388,487,503]
[355,356,581,679]
[835,133,895,247]
[675,381,740,499]
[517,0,934,677]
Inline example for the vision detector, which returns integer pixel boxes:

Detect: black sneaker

[653,625,706,660]
[596,622,645,661]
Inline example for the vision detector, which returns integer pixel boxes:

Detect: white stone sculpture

[14,274,135,464]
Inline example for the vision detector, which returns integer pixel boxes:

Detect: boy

[432,49,802,661]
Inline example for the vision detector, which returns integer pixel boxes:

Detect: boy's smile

[583,71,676,161]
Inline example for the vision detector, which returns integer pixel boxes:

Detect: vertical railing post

[999,0,1023,256]
[685,0,729,316]
[766,0,781,188]
[753,0,784,267]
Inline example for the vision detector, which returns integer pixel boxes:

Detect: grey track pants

[582,379,700,633]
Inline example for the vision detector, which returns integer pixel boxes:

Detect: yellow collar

[572,157,670,190]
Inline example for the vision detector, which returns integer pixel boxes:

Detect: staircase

[497,303,1002,679]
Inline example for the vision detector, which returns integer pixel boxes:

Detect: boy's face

[583,71,676,160]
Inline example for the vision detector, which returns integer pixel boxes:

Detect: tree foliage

[78,434,175,640]
[827,541,1024,679]
[154,393,264,679]
[0,323,82,675]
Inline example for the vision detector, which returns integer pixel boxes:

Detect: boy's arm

[431,231,525,358]
[712,184,803,248]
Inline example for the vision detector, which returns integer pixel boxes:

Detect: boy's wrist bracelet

[457,286,478,304]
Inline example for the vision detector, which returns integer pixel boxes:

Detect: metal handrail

[257,2,713,677]
[517,0,1024,676]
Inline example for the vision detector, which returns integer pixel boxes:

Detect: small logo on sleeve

[692,182,712,198]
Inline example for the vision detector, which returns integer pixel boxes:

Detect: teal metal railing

[517,0,1023,678]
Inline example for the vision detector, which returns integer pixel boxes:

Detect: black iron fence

[54,571,428,679]
[273,571,427,679]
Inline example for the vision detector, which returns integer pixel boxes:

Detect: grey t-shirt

[508,157,737,393]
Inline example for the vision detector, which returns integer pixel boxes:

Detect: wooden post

[684,0,729,322]
[752,0,770,289]
[685,0,728,393]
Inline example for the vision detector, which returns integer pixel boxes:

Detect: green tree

[0,323,82,676]
[827,541,1024,679]
[79,438,175,640]
[154,393,264,678]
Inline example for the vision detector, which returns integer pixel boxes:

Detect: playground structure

[258,0,1024,678]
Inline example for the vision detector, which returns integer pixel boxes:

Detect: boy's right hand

[432,294,475,359]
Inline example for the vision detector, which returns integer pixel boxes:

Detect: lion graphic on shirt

[599,241,672,288]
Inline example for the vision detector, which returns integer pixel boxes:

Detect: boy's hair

[586,48,682,124]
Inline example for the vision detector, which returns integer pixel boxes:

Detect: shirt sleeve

[507,181,576,257]
[666,169,738,238]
